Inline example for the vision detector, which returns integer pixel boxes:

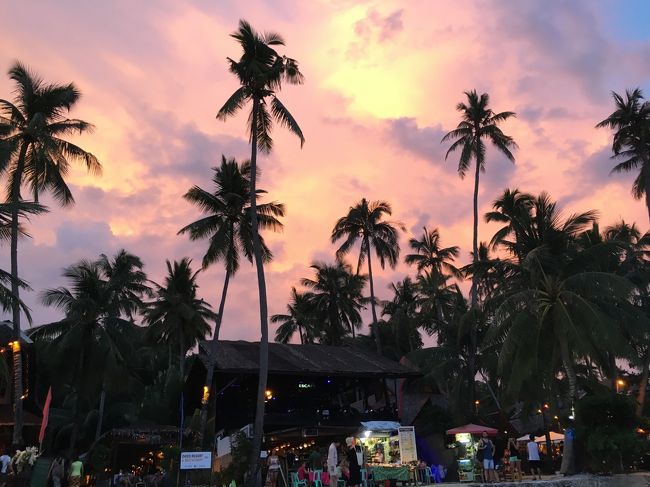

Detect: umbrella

[517,432,564,443]
[446,423,498,436]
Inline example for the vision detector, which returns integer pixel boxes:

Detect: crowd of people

[268,437,366,487]
[474,430,575,483]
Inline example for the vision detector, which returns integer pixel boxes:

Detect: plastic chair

[360,468,367,487]
[313,470,324,487]
[290,473,307,487]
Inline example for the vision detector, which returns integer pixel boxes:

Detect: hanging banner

[398,426,417,463]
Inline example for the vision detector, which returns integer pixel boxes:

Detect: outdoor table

[369,465,411,482]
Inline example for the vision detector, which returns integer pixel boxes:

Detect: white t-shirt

[527,441,540,461]
[355,445,363,466]
[327,443,338,468]
[268,455,280,471]
[0,455,10,474]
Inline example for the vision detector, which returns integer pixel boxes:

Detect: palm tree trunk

[366,236,383,355]
[68,345,86,458]
[179,331,185,381]
[247,96,271,487]
[95,385,106,442]
[10,142,28,448]
[636,351,649,416]
[298,323,304,345]
[645,165,650,226]
[466,150,481,414]
[199,268,231,446]
[560,338,577,403]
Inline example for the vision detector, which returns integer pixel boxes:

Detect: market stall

[358,421,418,483]
[446,424,498,483]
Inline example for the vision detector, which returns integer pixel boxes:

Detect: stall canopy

[517,432,564,443]
[446,423,498,436]
[361,421,401,431]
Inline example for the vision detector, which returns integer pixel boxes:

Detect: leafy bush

[213,433,252,487]
[576,394,643,473]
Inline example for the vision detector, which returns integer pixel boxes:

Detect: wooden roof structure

[199,340,419,378]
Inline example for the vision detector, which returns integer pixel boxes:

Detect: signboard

[180,451,212,470]
[398,426,417,463]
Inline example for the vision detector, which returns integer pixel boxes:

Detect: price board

[398,426,417,463]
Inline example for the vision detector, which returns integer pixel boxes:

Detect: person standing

[345,438,361,487]
[327,441,340,487]
[0,451,11,487]
[506,438,521,475]
[49,457,65,487]
[354,440,364,469]
[267,451,281,487]
[527,435,543,480]
[69,458,84,487]
[477,432,497,483]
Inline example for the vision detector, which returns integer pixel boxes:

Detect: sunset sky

[1,0,650,343]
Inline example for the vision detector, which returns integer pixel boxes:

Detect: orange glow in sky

[1,0,649,341]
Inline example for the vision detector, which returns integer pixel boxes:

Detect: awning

[361,421,401,431]
[446,423,498,436]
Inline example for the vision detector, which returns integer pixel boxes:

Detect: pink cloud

[0,0,648,345]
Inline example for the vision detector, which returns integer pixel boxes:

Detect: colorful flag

[38,387,52,445]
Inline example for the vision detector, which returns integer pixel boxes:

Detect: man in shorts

[478,432,497,482]
[327,440,341,487]
[527,434,543,480]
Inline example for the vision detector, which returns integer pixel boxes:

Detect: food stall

[446,423,498,483]
[358,421,418,483]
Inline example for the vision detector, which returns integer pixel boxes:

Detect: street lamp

[616,379,625,393]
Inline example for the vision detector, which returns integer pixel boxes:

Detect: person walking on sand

[527,435,543,480]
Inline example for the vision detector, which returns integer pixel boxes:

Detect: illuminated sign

[298,383,315,389]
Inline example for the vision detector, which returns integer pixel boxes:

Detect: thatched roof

[199,340,419,378]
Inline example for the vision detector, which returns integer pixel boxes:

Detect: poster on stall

[398,426,417,463]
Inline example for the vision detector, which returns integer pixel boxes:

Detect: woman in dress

[345,438,361,487]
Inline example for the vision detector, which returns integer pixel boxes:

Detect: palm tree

[0,62,100,444]
[331,198,404,354]
[145,259,215,381]
[441,90,516,409]
[602,220,650,415]
[300,261,367,344]
[178,156,283,442]
[415,271,463,337]
[97,250,151,319]
[486,192,641,405]
[381,277,422,357]
[491,266,636,403]
[272,287,317,344]
[215,21,304,481]
[597,89,650,224]
[405,227,460,277]
[35,250,147,452]
[485,188,535,260]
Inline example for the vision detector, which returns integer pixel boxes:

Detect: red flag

[38,387,52,445]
